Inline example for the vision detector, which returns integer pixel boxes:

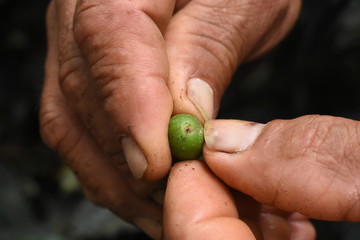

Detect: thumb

[165,0,301,122]
[204,115,360,222]
[71,0,175,181]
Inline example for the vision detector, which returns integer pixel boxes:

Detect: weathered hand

[40,1,173,238]
[204,115,360,222]
[40,0,301,239]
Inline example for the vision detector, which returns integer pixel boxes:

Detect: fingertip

[288,213,317,240]
[164,161,244,239]
[166,160,209,188]
[189,218,257,240]
[138,99,173,182]
[142,153,172,182]
[133,134,172,182]
[108,74,173,182]
[164,162,258,239]
[164,160,235,215]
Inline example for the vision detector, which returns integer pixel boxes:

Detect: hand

[204,115,360,222]
[164,161,316,240]
[40,0,301,239]
[40,1,172,238]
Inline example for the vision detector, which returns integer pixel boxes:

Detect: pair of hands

[40,0,360,239]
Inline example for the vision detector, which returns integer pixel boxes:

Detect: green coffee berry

[168,114,204,161]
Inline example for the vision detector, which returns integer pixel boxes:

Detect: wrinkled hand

[41,1,172,238]
[204,115,360,222]
[40,0,300,239]
[164,161,315,240]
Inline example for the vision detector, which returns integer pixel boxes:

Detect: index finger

[59,0,176,181]
[163,160,258,240]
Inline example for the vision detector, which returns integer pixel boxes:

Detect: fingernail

[187,78,214,121]
[121,137,148,179]
[204,120,264,153]
[134,218,162,240]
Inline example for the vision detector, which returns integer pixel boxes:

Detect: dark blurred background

[0,0,360,239]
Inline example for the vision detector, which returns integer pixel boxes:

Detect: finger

[165,0,301,122]
[53,0,122,168]
[163,160,259,240]
[204,115,360,221]
[259,207,292,240]
[41,5,163,239]
[58,0,176,181]
[259,206,316,240]
[54,0,136,178]
[232,194,314,240]
[287,212,316,240]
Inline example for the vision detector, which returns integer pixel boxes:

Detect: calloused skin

[39,0,311,239]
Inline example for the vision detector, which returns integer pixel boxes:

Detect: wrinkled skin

[204,116,360,222]
[40,0,309,239]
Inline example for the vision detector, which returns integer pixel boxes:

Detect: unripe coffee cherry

[168,114,204,161]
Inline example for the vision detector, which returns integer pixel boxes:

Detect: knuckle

[39,102,81,159]
[39,107,68,152]
[242,0,293,18]
[100,76,168,129]
[301,115,333,151]
[304,116,350,155]
[183,0,299,70]
[86,48,129,95]
[293,115,340,160]
[76,0,102,12]
[73,1,170,111]
[73,0,112,48]
[188,28,239,73]
[267,115,337,160]
[285,115,360,171]
[58,54,87,100]
[184,3,242,67]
